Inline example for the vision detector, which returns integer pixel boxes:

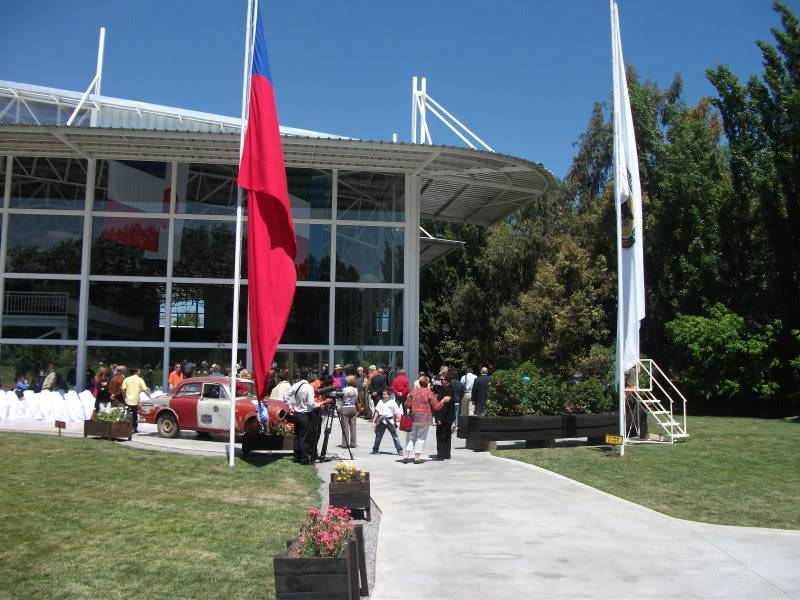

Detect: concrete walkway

[5,417,799,599]
[323,419,800,600]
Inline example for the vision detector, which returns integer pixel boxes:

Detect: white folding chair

[64,390,83,422]
[79,390,96,420]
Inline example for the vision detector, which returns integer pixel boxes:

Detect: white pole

[229,0,256,467]
[420,77,431,144]
[95,27,106,96]
[610,0,626,457]
[411,76,418,144]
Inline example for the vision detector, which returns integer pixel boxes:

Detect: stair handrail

[640,358,688,437]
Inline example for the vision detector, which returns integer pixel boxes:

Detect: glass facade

[0,158,407,390]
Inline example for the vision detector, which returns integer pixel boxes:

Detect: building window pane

[335,226,403,283]
[337,171,404,222]
[295,224,330,281]
[168,284,246,343]
[178,163,238,216]
[288,168,332,219]
[94,160,175,213]
[273,350,325,382]
[334,350,403,372]
[334,289,403,346]
[173,219,245,279]
[91,216,169,276]
[0,345,77,390]
[168,348,246,378]
[86,347,165,390]
[88,281,165,341]
[5,214,83,273]
[281,286,329,345]
[10,157,87,210]
[2,279,79,339]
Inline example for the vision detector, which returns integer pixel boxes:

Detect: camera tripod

[316,404,353,462]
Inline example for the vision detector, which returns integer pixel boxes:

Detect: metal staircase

[625,359,688,444]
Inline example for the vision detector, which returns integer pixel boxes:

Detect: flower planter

[83,419,132,441]
[274,537,360,600]
[240,432,294,457]
[329,473,371,521]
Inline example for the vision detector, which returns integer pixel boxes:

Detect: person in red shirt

[402,376,450,464]
[391,368,410,414]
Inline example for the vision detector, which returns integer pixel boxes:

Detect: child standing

[371,389,404,455]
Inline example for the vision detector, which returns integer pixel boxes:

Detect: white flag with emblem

[611,0,645,373]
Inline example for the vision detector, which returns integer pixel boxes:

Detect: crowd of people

[260,363,493,466]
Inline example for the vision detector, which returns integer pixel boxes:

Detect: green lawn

[495,416,800,530]
[0,433,319,599]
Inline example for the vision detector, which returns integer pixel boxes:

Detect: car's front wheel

[157,413,179,438]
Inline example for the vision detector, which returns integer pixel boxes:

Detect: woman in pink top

[402,375,450,464]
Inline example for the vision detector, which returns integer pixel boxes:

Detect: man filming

[284,373,332,464]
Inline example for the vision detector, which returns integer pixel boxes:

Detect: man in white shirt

[284,375,331,464]
[461,368,477,416]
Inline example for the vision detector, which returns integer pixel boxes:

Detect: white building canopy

[0,80,553,225]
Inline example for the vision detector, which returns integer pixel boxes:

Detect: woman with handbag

[401,376,450,464]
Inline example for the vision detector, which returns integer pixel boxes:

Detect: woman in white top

[338,375,359,448]
[371,388,403,455]
[269,370,291,401]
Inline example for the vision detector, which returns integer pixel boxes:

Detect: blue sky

[1,0,798,177]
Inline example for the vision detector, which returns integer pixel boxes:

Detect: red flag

[237,15,296,398]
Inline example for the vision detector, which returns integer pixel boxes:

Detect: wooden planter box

[329,473,371,521]
[83,419,132,441]
[240,432,294,457]
[461,411,649,450]
[274,538,360,600]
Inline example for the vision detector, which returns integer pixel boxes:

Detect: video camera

[315,385,344,400]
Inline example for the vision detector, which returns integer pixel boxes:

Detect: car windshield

[236,381,256,398]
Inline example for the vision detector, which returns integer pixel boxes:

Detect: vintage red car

[138,376,289,438]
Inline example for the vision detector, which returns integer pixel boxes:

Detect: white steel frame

[411,76,494,151]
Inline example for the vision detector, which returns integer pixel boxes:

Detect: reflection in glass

[173,219,245,278]
[86,347,165,389]
[281,287,329,345]
[334,351,403,372]
[337,171,404,222]
[91,216,169,276]
[335,226,403,283]
[88,282,165,341]
[288,168,332,219]
[94,160,180,213]
[272,350,325,382]
[178,164,238,215]
[10,156,87,210]
[295,224,330,281]
[5,214,83,273]
[334,289,403,346]
[168,284,246,343]
[2,279,80,339]
[0,344,77,388]
[166,348,246,379]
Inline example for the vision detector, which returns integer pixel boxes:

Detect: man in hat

[332,364,346,389]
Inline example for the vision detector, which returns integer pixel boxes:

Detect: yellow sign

[605,434,624,446]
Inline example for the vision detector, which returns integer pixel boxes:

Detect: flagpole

[229,0,257,467]
[610,0,626,457]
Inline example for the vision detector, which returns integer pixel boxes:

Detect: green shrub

[565,378,612,414]
[486,363,564,416]
[666,303,783,405]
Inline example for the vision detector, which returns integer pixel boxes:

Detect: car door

[197,382,231,432]
[170,382,201,429]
